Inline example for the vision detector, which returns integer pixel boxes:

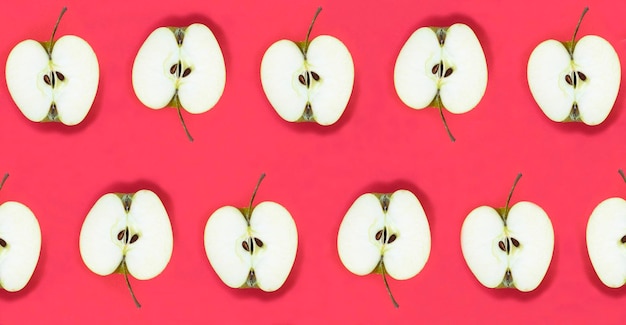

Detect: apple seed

[0,238,6,248]
[242,240,250,252]
[170,62,192,79]
[375,227,398,245]
[117,228,139,245]
[621,235,626,244]
[297,71,321,88]
[431,63,440,75]
[498,240,506,252]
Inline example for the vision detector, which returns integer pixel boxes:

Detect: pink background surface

[1,0,626,323]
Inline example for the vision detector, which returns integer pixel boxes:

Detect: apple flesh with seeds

[5,7,99,126]
[260,7,354,126]
[586,170,626,288]
[0,175,42,292]
[394,23,488,142]
[337,190,431,308]
[204,174,298,292]
[461,174,554,292]
[527,7,620,125]
[132,23,226,141]
[79,190,173,308]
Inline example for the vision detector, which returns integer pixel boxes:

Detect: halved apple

[394,23,488,141]
[5,7,99,126]
[527,7,620,125]
[132,23,226,141]
[461,174,554,292]
[337,190,431,308]
[260,7,354,126]
[79,190,173,307]
[204,174,298,292]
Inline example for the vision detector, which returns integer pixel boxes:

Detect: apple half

[79,190,173,308]
[527,7,620,125]
[461,174,554,292]
[0,174,42,292]
[260,7,354,126]
[204,174,298,292]
[394,23,488,141]
[337,190,431,308]
[5,7,99,126]
[132,23,226,141]
[586,170,626,288]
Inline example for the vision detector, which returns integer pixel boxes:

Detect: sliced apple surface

[527,8,620,125]
[394,23,487,141]
[337,190,431,307]
[587,197,626,288]
[132,23,226,141]
[462,202,554,291]
[461,175,554,292]
[204,174,298,292]
[260,7,354,126]
[0,201,42,292]
[5,8,99,126]
[204,202,298,292]
[79,190,173,307]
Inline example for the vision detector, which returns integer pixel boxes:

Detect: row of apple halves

[6,7,617,142]
[1,172,624,309]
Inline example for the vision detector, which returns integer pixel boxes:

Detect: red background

[1,0,625,323]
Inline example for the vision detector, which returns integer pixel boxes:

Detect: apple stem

[380,260,399,308]
[303,7,322,58]
[569,7,589,57]
[0,174,8,191]
[246,173,266,221]
[504,173,523,220]
[174,95,194,142]
[436,95,456,142]
[48,7,68,56]
[618,169,626,183]
[122,258,141,308]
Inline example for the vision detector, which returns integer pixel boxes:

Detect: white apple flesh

[461,174,554,292]
[132,23,226,141]
[527,7,620,125]
[79,190,173,307]
[0,174,41,292]
[337,190,431,308]
[5,7,99,126]
[204,174,298,292]
[586,170,626,288]
[260,7,354,126]
[394,23,488,141]
[587,197,626,287]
